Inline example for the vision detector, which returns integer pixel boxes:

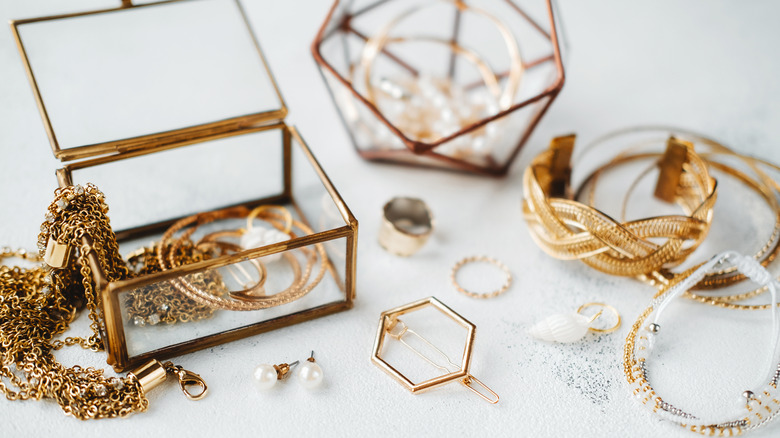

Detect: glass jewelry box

[11,0,358,372]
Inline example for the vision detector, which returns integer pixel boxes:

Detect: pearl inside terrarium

[373,74,502,159]
[240,226,290,262]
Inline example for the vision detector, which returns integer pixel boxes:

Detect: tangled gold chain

[1,183,321,418]
[124,244,226,326]
[0,184,148,419]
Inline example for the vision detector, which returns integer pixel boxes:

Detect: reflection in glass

[120,222,347,358]
[17,0,282,149]
[71,129,285,233]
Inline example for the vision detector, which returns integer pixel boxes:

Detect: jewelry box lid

[11,0,287,162]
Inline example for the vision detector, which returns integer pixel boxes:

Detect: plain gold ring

[576,302,622,333]
[378,197,434,256]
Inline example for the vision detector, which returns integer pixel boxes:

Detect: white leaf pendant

[528,313,591,343]
[240,227,290,263]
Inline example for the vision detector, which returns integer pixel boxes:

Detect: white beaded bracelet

[624,251,780,435]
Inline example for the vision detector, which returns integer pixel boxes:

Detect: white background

[1,0,780,436]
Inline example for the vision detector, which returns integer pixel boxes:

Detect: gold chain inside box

[12,0,357,371]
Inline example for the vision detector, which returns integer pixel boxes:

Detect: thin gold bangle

[157,207,328,311]
[246,205,292,235]
[360,0,523,109]
[194,232,304,303]
[576,302,621,334]
[450,255,512,299]
[165,210,320,310]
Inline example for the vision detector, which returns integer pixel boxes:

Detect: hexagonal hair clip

[371,296,499,403]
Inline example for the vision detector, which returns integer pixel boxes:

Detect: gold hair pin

[371,297,499,404]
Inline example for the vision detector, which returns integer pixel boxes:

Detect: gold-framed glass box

[11,0,358,372]
[312,0,566,176]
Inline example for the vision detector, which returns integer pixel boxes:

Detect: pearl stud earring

[252,360,298,391]
[296,351,323,389]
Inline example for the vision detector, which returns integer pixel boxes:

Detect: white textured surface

[1,0,780,436]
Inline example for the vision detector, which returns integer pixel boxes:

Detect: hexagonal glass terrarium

[312,0,565,176]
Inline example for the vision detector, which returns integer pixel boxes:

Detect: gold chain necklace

[0,183,204,420]
[124,243,226,326]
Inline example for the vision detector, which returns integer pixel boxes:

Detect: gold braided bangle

[575,127,780,310]
[523,135,717,278]
[578,138,780,286]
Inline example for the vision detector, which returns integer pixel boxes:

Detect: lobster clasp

[164,362,208,401]
[176,368,208,401]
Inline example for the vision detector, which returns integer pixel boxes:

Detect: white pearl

[297,361,323,389]
[240,227,290,263]
[472,136,486,151]
[252,364,278,391]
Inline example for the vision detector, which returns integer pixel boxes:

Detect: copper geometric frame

[312,0,566,176]
[371,296,476,393]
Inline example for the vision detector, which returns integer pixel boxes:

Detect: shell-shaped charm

[240,227,290,262]
[528,313,591,343]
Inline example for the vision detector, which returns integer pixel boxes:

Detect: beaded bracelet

[624,251,780,435]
